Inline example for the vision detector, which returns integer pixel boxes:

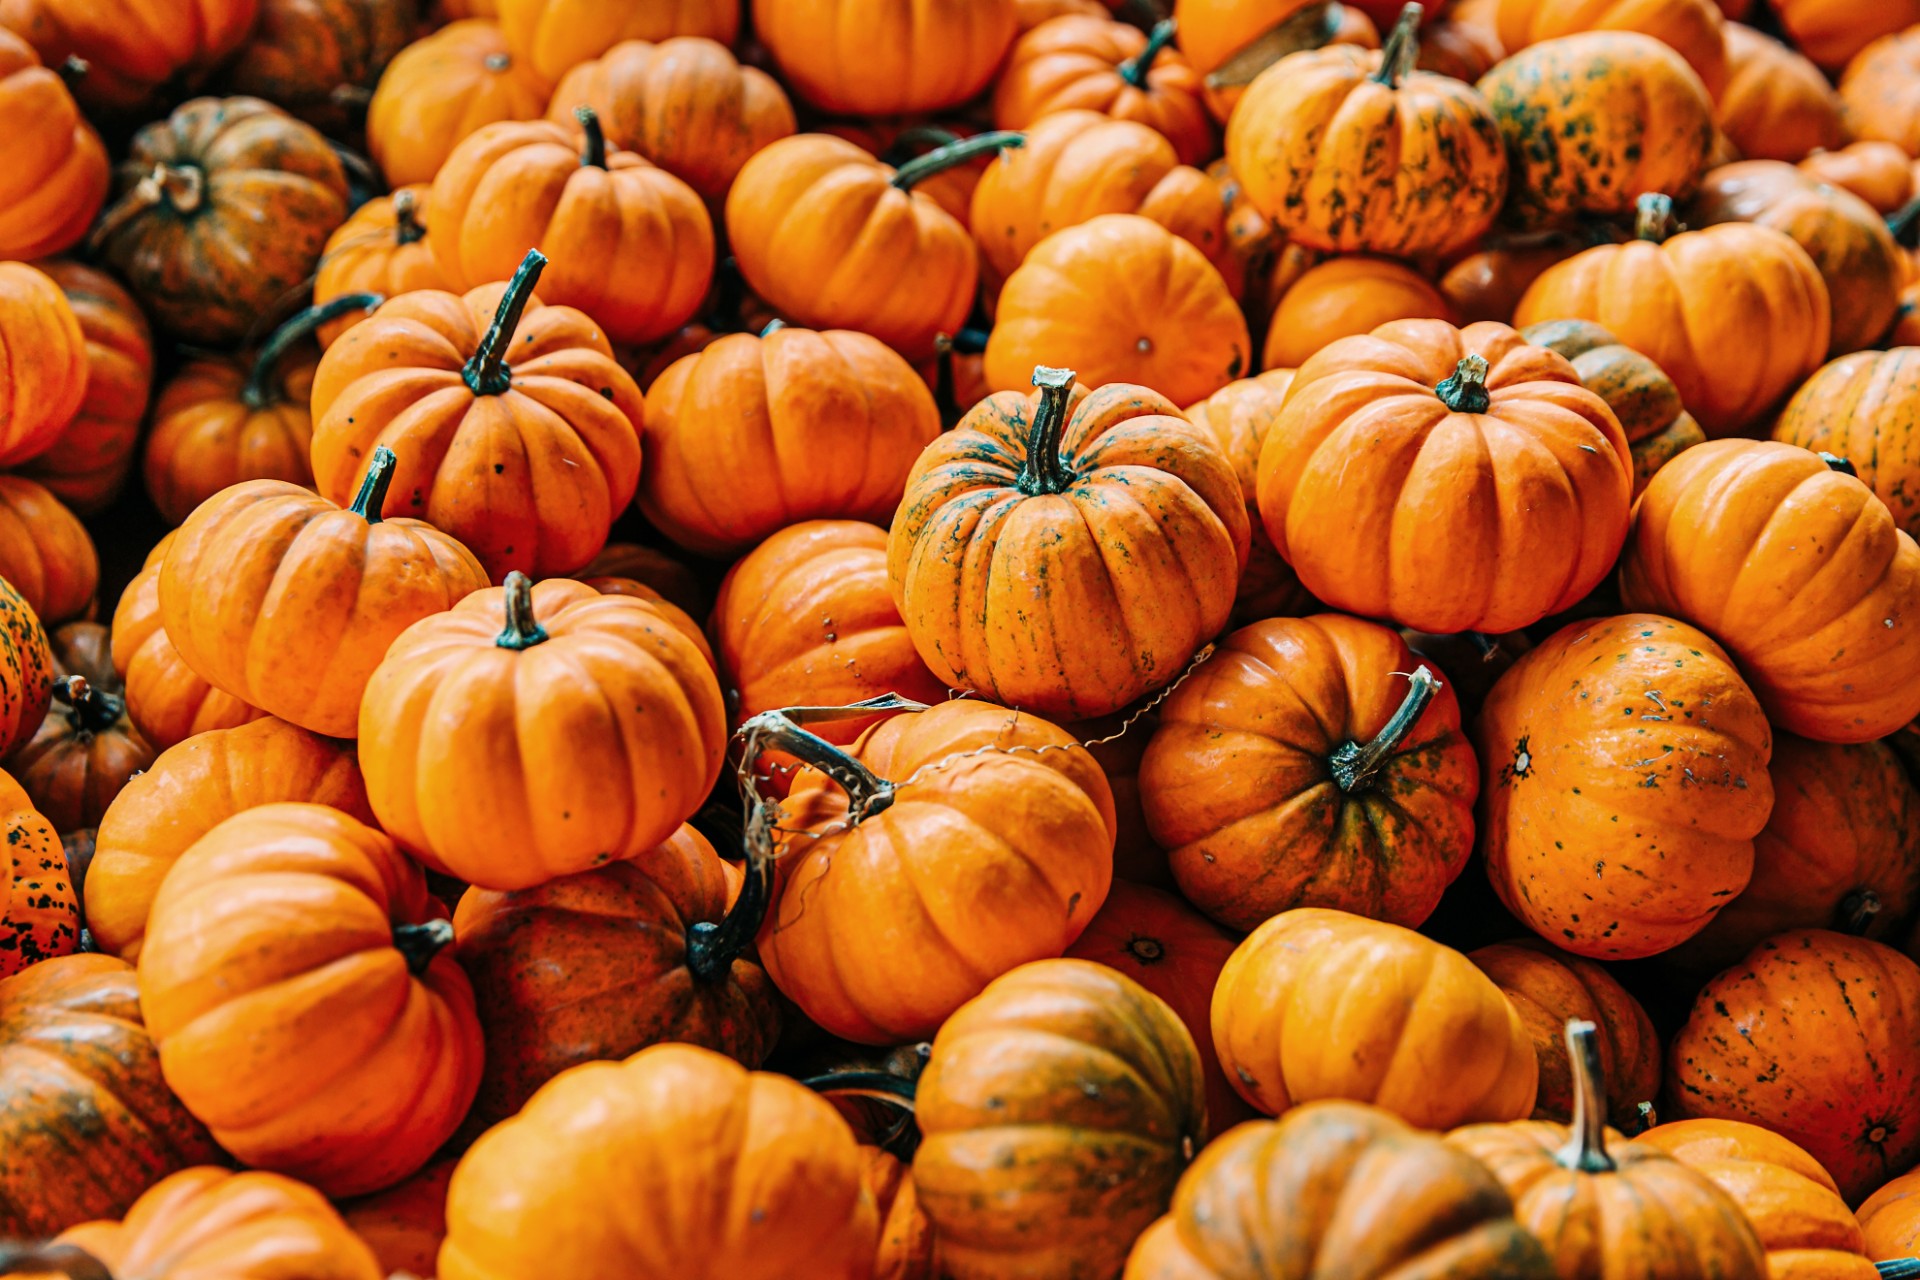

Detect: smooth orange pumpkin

[365,19,550,189]
[753,0,1018,117]
[992,15,1215,167]
[1717,23,1847,163]
[1773,0,1920,70]
[0,29,106,261]
[1841,28,1920,157]
[497,0,739,83]
[1262,254,1460,370]
[312,187,450,347]
[0,476,96,625]
[1775,348,1920,539]
[1861,1168,1920,1260]
[1802,142,1917,215]
[1174,0,1378,121]
[859,1147,934,1280]
[0,261,88,470]
[0,770,77,981]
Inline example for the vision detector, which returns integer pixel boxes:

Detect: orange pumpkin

[10,675,151,835]
[1174,0,1380,122]
[312,187,451,347]
[859,1148,935,1280]
[1521,317,1706,498]
[0,29,105,260]
[497,0,739,83]
[1861,1168,1920,1260]
[0,0,258,111]
[1417,11,1505,78]
[0,476,95,625]
[1262,254,1460,370]
[1439,230,1599,325]
[579,540,709,617]
[365,19,550,188]
[1802,142,1917,215]
[1841,29,1920,158]
[1717,24,1848,164]
[1773,0,1920,70]
[820,120,997,232]
[1492,0,1728,95]
[889,369,1249,719]
[339,1159,456,1280]
[219,0,414,136]
[310,251,646,581]
[1775,348,1920,539]
[0,261,88,470]
[754,0,1018,117]
[0,581,52,764]
[0,770,76,980]
[992,16,1215,167]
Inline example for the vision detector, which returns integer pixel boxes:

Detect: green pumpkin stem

[244,293,384,410]
[56,56,88,88]
[1879,1262,1920,1280]
[1554,1019,1616,1174]
[463,249,547,396]
[1888,196,1920,249]
[1433,355,1491,414]
[890,131,1026,192]
[760,318,787,338]
[1843,888,1884,934]
[1119,19,1180,88]
[495,571,549,651]
[684,821,773,983]
[1017,366,1079,495]
[737,708,897,822]
[0,1242,115,1280]
[1370,3,1423,88]
[1328,665,1440,793]
[348,445,398,524]
[392,919,455,976]
[575,106,607,168]
[393,188,426,246]
[1634,193,1677,243]
[51,676,123,739]
[882,126,964,167]
[1820,452,1859,477]
[801,1069,920,1110]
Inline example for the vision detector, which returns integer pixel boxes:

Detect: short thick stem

[56,56,87,88]
[1821,452,1859,477]
[882,126,962,168]
[1634,193,1677,242]
[685,827,772,983]
[1889,196,1920,249]
[392,920,454,976]
[348,445,398,523]
[1554,1019,1616,1174]
[1434,355,1490,413]
[891,131,1025,192]
[0,1243,114,1280]
[1843,888,1883,935]
[1119,19,1179,88]
[1328,665,1440,793]
[53,676,122,738]
[244,293,383,410]
[575,106,606,168]
[494,572,549,651]
[392,189,426,246]
[1016,367,1079,495]
[463,250,547,396]
[1369,4,1422,88]
[736,709,896,822]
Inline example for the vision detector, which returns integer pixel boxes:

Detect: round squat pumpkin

[1800,141,1916,214]
[1772,0,1920,70]
[0,28,107,261]
[311,187,450,347]
[1774,348,1920,540]
[0,769,76,981]
[9,674,152,834]
[0,261,88,470]
[1491,0,1728,95]
[1716,24,1847,164]
[1839,25,1920,152]
[1861,1168,1920,1260]
[365,20,550,189]
[753,0,1018,117]
[1521,318,1705,497]
[0,475,97,625]
[496,0,740,83]
[0,0,259,111]
[992,15,1215,167]
[1262,254,1460,370]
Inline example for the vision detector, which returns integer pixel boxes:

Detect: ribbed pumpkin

[10,675,151,834]
[823,119,998,232]
[138,803,483,1198]
[1620,441,1920,743]
[754,0,1018,116]
[1263,254,1460,370]
[1439,230,1599,325]
[915,958,1205,1280]
[579,540,708,617]
[1522,318,1705,497]
[1802,142,1916,215]
[1213,908,1538,1125]
[859,1148,934,1280]
[309,252,645,581]
[1173,0,1381,121]
[0,476,96,625]
[312,187,450,347]
[1717,24,1847,163]
[17,260,152,514]
[640,327,940,558]
[544,37,796,203]
[992,15,1215,167]
[1838,26,1920,152]
[440,1043,878,1280]
[0,261,88,470]
[1226,4,1506,259]
[1668,930,1920,1204]
[1492,0,1728,94]
[1140,615,1476,931]
[1861,1169,1920,1260]
[1515,194,1831,437]
[0,770,78,980]
[0,581,52,763]
[0,954,221,1239]
[365,19,549,188]
[339,1159,455,1280]
[1773,0,1920,70]
[1256,318,1631,634]
[1478,613,1773,959]
[0,29,106,261]
[1479,32,1715,225]
[0,0,258,111]
[1776,349,1920,539]
[498,0,740,82]
[889,369,1249,719]
[92,96,349,347]
[220,0,415,135]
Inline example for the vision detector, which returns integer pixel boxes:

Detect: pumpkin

[1641,1120,1879,1280]
[0,262,88,471]
[1515,194,1831,437]
[1478,613,1773,959]
[544,37,796,203]
[0,954,221,1240]
[754,0,1018,116]
[0,477,96,625]
[1016,0,1106,25]
[639,327,940,558]
[365,19,550,188]
[1263,254,1460,370]
[312,187,450,347]
[1449,1021,1770,1280]
[1417,13,1506,79]
[726,133,1006,363]
[992,16,1215,168]
[220,0,415,135]
[1174,0,1380,122]
[1226,5,1507,260]
[820,120,997,231]
[579,541,709,618]
[309,251,646,581]
[1861,1169,1920,1260]
[92,97,349,347]
[1125,1099,1557,1280]
[1478,32,1715,226]
[17,261,152,515]
[427,113,713,347]
[915,958,1205,1280]
[1668,930,1920,1204]
[1775,0,1920,71]
[0,769,76,980]
[498,0,738,83]
[1492,0,1728,95]
[1075,711,1174,890]
[440,1043,878,1280]
[1064,881,1261,1137]
[747,698,1117,1045]
[340,1159,456,1280]
[1842,29,1920,158]
[138,802,482,1198]
[87,716,370,963]
[1522,318,1706,497]
[1139,615,1476,931]
[0,0,258,112]
[358,573,726,891]
[889,368,1249,719]
[9,676,151,835]
[1256,318,1631,634]
[1212,908,1538,1125]
[1439,231,1597,325]
[1717,24,1847,164]
[0,30,105,261]
[859,1148,935,1280]
[1469,941,1661,1127]
[1620,441,1920,742]
[47,621,111,688]
[1776,350,1920,539]
[1802,142,1916,215]
[0,581,52,764]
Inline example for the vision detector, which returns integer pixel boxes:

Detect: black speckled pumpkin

[0,768,78,980]
[0,576,53,759]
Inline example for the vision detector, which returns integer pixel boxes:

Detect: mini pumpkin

[0,261,88,470]
[1263,254,1460,370]
[859,1148,934,1280]
[0,768,76,980]
[0,581,52,763]
[1174,0,1380,122]
[578,540,708,617]
[1418,12,1506,79]
[1861,1168,1920,1260]
[1522,318,1706,496]
[1802,141,1916,215]
[0,0,258,111]
[1439,230,1599,325]
[1841,30,1920,157]
[312,188,450,347]
[9,676,151,835]
[498,0,739,82]
[992,16,1215,167]
[0,29,106,260]
[0,476,97,625]
[1775,348,1920,539]
[220,0,415,136]
[1717,23,1847,163]
[753,0,1018,117]
[1492,0,1728,94]
[339,1159,456,1280]
[1773,0,1920,70]
[365,19,550,188]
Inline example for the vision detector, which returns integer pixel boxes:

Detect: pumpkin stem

[0,1242,115,1280]
[392,919,454,976]
[495,571,549,651]
[463,249,547,396]
[684,821,773,983]
[1888,196,1920,249]
[1878,1263,1920,1280]
[1433,355,1491,414]
[348,445,398,524]
[1820,452,1859,477]
[891,131,1025,192]
[1369,4,1423,88]
[392,189,426,246]
[56,56,87,88]
[933,329,991,430]
[1203,0,1339,89]
[483,51,511,72]
[87,163,204,253]
[760,318,787,338]
[1843,888,1884,934]
[1119,19,1180,88]
[1016,366,1080,496]
[243,293,385,410]
[736,708,897,823]
[1623,1100,1656,1136]
[802,1069,920,1110]
[51,675,123,739]
[1553,1019,1616,1174]
[1634,193,1677,242]
[1328,665,1441,793]
[881,126,964,168]
[575,106,607,168]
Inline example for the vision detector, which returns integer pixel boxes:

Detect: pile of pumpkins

[6,0,1920,1276]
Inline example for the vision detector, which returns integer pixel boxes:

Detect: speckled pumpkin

[0,476,97,625]
[1522,318,1705,496]
[1717,24,1847,164]
[0,581,52,763]
[1775,348,1920,540]
[220,0,415,135]
[0,769,77,980]
[753,0,1018,117]
[992,15,1215,167]
[312,187,451,347]
[365,20,550,188]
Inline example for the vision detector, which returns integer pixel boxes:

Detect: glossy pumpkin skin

[1126,1100,1557,1280]
[499,0,739,83]
[365,19,550,189]
[0,581,52,763]
[138,803,483,1198]
[1478,613,1774,960]
[1773,0,1920,70]
[11,676,153,835]
[143,342,322,527]
[0,0,259,111]
[17,260,152,515]
[754,0,1017,116]
[915,958,1205,1280]
[95,97,349,347]
[1212,908,1538,1126]
[1478,33,1715,225]
[0,476,97,625]
[0,262,88,470]
[1522,318,1704,497]
[1669,930,1920,1205]
[312,187,451,347]
[1469,941,1661,1127]
[1257,318,1631,635]
[439,1043,879,1280]
[1717,24,1847,164]
[309,275,645,582]
[1776,349,1920,539]
[87,716,369,963]
[1841,29,1920,157]
[1263,255,1460,370]
[108,540,266,754]
[340,1158,456,1280]
[641,329,940,558]
[358,578,727,891]
[1801,142,1915,215]
[1620,440,1920,743]
[221,0,415,135]
[889,375,1249,720]
[0,770,79,980]
[1492,0,1727,95]
[0,954,221,1239]
[545,37,796,203]
[1861,1169,1920,1260]
[0,29,106,261]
